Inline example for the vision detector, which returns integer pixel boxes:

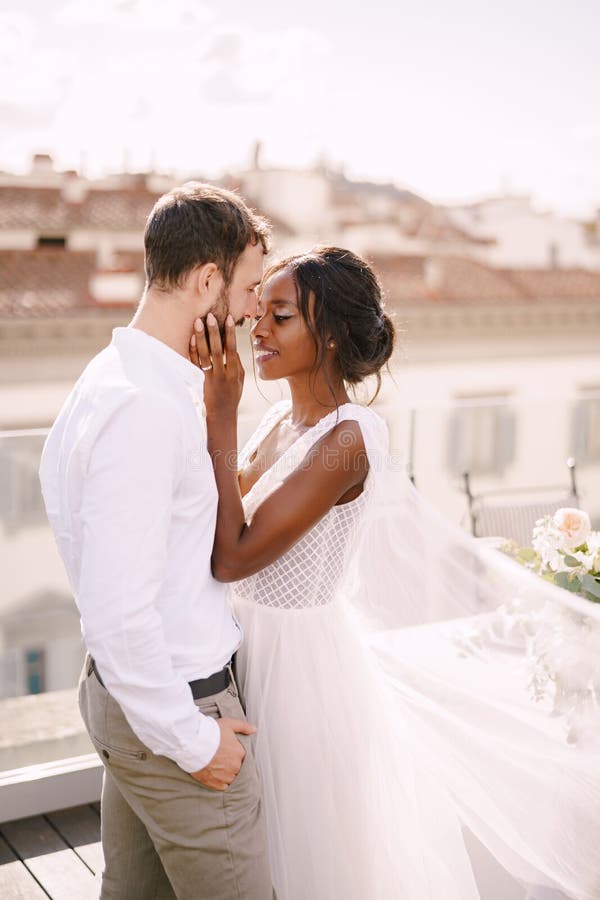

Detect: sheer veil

[235,399,599,899]
[338,407,600,899]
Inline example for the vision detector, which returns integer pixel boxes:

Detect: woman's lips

[254,349,279,364]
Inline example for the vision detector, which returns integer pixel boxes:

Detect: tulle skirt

[233,595,600,900]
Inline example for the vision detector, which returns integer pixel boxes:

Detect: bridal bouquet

[497,508,600,744]
[456,509,600,745]
[505,508,600,604]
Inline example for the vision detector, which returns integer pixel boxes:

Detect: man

[39,183,274,899]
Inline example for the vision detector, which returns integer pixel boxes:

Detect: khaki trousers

[78,656,274,900]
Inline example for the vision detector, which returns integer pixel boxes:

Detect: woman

[190,247,600,900]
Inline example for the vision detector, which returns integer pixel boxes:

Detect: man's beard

[208,283,245,342]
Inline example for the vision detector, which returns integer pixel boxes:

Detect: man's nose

[244,292,258,319]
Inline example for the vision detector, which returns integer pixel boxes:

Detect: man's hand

[190,717,257,791]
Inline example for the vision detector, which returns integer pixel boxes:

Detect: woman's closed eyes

[254,314,294,324]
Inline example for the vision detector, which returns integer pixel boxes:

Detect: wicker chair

[461,459,579,546]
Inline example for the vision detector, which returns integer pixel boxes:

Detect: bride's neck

[286,377,350,428]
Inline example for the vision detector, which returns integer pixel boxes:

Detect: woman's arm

[208,412,368,582]
[190,314,368,582]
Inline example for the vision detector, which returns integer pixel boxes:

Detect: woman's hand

[189,312,244,420]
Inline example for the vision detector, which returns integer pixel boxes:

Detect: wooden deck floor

[0,803,103,899]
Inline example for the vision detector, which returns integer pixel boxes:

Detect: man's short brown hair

[144,182,271,291]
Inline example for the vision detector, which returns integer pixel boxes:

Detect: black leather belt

[90,657,232,700]
[189,664,232,699]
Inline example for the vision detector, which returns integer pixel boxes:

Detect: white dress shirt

[39,327,241,772]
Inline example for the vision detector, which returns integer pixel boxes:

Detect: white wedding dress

[231,400,600,900]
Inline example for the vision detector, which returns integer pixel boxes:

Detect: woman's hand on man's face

[189,312,245,419]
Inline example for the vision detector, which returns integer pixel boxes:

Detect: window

[447,393,515,476]
[571,388,600,465]
[37,236,66,248]
[25,649,45,695]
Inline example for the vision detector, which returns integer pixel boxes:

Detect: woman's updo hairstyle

[260,246,395,402]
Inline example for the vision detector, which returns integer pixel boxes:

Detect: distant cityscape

[1,148,600,325]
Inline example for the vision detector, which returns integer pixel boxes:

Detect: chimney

[62,171,88,204]
[252,140,262,171]
[31,153,54,174]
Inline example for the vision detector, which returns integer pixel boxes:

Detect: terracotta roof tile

[0,246,149,318]
[0,249,113,318]
[0,188,69,230]
[507,268,600,301]
[2,242,599,320]
[76,189,159,229]
[369,254,600,306]
[0,186,160,232]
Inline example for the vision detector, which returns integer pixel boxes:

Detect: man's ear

[195,262,223,303]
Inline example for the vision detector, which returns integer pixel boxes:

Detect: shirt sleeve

[78,389,220,772]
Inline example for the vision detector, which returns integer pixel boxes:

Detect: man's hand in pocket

[191,718,256,791]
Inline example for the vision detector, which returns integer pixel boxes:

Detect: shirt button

[102,749,110,760]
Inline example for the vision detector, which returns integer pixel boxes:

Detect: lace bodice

[232,401,388,611]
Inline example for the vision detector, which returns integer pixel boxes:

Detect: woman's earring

[328,341,336,349]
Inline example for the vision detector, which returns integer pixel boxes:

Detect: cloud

[194,25,331,107]
[198,30,242,65]
[0,11,73,131]
[200,71,270,106]
[0,7,335,179]
[571,123,600,143]
[0,101,58,129]
[0,10,34,67]
[55,0,214,30]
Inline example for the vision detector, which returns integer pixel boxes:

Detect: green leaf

[553,572,583,594]
[517,548,537,562]
[580,574,600,600]
[563,555,582,567]
[554,572,572,590]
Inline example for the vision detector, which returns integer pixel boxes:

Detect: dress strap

[237,399,291,471]
[241,402,389,523]
[288,403,389,478]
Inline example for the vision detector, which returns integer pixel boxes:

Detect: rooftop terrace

[0,803,102,899]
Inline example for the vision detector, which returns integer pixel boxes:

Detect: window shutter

[446,408,464,476]
[570,400,589,463]
[494,406,516,474]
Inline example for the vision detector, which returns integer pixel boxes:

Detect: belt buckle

[225,661,236,696]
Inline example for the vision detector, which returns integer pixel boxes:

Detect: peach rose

[552,507,591,549]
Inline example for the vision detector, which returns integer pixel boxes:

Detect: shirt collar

[111,327,204,387]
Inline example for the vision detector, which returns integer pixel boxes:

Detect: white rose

[552,508,591,549]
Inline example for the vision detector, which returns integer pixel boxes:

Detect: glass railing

[0,429,84,701]
[0,428,91,772]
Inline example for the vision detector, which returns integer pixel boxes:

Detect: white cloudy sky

[1,0,599,216]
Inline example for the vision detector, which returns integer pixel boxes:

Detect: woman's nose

[251,316,269,338]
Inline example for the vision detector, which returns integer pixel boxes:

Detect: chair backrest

[461,460,579,545]
[471,495,576,546]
